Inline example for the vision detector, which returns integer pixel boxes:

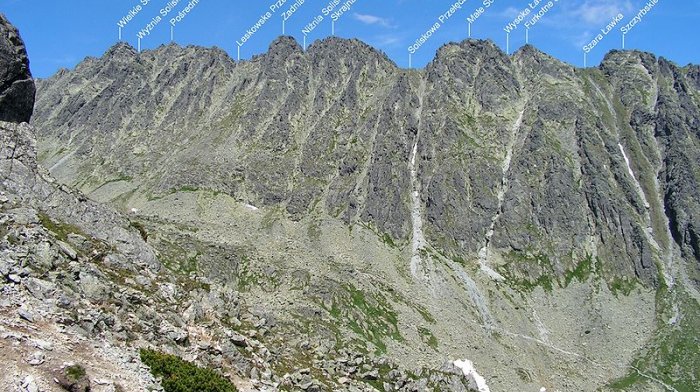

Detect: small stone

[18,308,35,323]
[8,274,21,283]
[57,241,78,260]
[67,233,87,248]
[297,381,313,390]
[0,257,14,276]
[32,338,54,351]
[230,332,247,347]
[362,370,380,381]
[23,277,54,300]
[26,351,45,366]
[21,375,39,392]
[1,331,23,340]
[135,275,151,287]
[338,376,351,384]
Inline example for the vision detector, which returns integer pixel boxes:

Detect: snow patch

[453,359,490,392]
[618,143,650,209]
[244,204,259,211]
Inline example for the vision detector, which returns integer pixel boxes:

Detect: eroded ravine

[477,108,525,281]
[409,76,428,278]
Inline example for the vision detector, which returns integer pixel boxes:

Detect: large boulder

[0,13,35,123]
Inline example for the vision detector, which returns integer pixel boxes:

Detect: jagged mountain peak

[307,35,396,67]
[513,44,576,81]
[145,43,236,71]
[433,38,508,63]
[104,41,139,59]
[600,49,660,77]
[427,39,521,109]
[256,35,305,69]
[102,41,232,66]
[268,35,304,56]
[513,44,560,65]
[602,48,657,63]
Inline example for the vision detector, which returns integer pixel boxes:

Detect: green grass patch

[179,185,200,193]
[65,364,86,381]
[497,251,556,293]
[307,218,322,241]
[608,286,700,391]
[154,238,199,275]
[358,220,405,250]
[140,349,238,392]
[38,212,84,242]
[100,176,133,186]
[609,276,638,297]
[233,251,281,293]
[563,254,596,286]
[414,304,436,324]
[499,252,607,294]
[381,232,396,248]
[418,327,439,350]
[608,370,643,390]
[214,95,248,143]
[318,283,403,355]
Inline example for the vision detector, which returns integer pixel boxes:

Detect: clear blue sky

[3,0,699,78]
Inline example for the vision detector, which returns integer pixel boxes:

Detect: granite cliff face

[0,13,34,123]
[23,28,700,392]
[34,37,700,292]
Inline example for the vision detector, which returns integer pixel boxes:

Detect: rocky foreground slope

[13,12,700,392]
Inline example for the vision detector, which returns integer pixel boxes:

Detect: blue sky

[3,0,699,78]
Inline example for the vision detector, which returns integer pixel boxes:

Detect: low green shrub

[140,349,238,392]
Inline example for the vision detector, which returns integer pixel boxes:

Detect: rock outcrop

[0,14,34,123]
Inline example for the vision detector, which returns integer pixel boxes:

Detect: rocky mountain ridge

[1,15,487,392]
[20,22,700,392]
[34,36,700,291]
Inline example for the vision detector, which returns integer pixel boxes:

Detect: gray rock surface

[33,36,700,292]
[0,13,34,123]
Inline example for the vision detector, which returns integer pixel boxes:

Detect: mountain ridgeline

[25,32,700,391]
[34,37,700,292]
